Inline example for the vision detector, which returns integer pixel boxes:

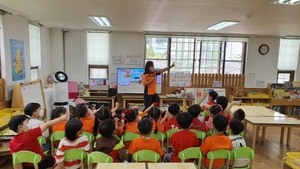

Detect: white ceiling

[0,0,300,36]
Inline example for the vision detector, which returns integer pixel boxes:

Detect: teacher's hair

[144,61,154,74]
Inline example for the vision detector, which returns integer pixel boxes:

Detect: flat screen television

[117,68,162,94]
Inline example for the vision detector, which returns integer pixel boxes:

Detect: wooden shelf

[272,99,300,106]
[229,95,272,107]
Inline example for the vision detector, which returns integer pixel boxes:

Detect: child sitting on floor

[128,118,164,162]
[96,119,126,162]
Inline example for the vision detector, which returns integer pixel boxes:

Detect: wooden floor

[1,123,299,169]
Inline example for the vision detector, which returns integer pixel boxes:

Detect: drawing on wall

[124,55,141,65]
[112,55,123,64]
[10,39,25,81]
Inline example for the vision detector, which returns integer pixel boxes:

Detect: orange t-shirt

[51,121,66,133]
[128,137,164,157]
[80,117,95,134]
[142,70,161,95]
[152,121,165,133]
[200,135,232,168]
[51,121,67,147]
[117,122,139,149]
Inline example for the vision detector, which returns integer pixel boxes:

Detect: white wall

[109,32,145,81]
[245,37,280,88]
[40,27,51,86]
[1,14,31,100]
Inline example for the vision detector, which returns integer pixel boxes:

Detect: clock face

[259,44,269,55]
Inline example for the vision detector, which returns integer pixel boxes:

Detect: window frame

[277,70,295,83]
[88,65,109,79]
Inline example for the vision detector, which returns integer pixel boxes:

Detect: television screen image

[117,68,162,94]
[89,78,109,90]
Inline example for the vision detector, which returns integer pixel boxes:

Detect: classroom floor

[1,123,299,169]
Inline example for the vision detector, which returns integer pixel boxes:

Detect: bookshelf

[268,83,300,118]
[229,95,272,108]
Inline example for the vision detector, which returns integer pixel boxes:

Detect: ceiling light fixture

[270,0,300,5]
[205,21,240,31]
[89,16,111,27]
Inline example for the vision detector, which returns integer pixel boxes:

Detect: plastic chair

[178,147,202,169]
[151,131,166,149]
[93,134,102,149]
[166,129,180,154]
[50,131,65,155]
[121,132,140,150]
[190,129,206,140]
[87,152,113,169]
[133,150,160,162]
[81,131,95,143]
[64,148,87,169]
[203,149,231,169]
[37,136,49,155]
[13,151,42,169]
[202,110,210,118]
[230,147,254,169]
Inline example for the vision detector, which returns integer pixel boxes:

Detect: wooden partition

[0,78,5,102]
[161,73,245,98]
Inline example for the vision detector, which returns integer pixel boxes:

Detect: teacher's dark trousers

[144,94,160,111]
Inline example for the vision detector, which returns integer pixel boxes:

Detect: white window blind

[29,24,41,67]
[89,68,108,79]
[87,33,109,65]
[278,39,300,70]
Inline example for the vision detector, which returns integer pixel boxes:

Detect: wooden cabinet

[229,95,272,108]
[268,83,300,118]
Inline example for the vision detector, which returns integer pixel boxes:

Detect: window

[30,66,39,81]
[87,32,109,65]
[145,37,168,68]
[145,36,247,74]
[29,24,41,67]
[170,38,195,73]
[278,39,300,70]
[277,71,294,83]
[89,65,108,79]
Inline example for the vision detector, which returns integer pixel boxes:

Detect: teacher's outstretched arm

[156,62,176,74]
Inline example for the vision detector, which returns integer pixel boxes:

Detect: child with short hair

[128,118,164,162]
[232,109,245,121]
[165,112,199,162]
[96,119,126,162]
[205,104,222,130]
[8,113,69,169]
[198,91,218,110]
[24,102,50,152]
[229,120,249,167]
[97,106,112,122]
[56,118,90,169]
[162,103,181,131]
[188,104,206,132]
[74,103,99,136]
[200,114,232,169]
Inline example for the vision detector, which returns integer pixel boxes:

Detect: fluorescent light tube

[205,21,240,31]
[89,16,111,27]
[270,0,300,5]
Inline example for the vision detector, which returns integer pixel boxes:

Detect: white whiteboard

[21,82,45,109]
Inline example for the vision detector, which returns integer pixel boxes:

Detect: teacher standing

[142,61,175,110]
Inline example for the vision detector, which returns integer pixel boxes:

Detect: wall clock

[258,44,269,55]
